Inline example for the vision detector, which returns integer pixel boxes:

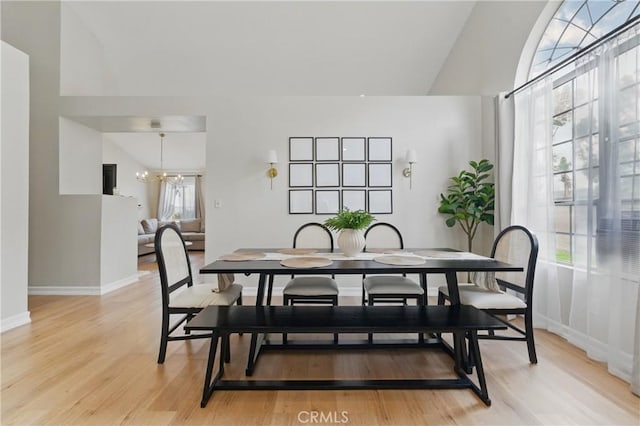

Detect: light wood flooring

[2,253,638,425]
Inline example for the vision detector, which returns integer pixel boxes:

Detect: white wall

[59,117,102,194]
[205,96,485,291]
[429,0,547,95]
[100,195,137,290]
[1,41,30,331]
[2,2,142,294]
[102,136,153,219]
[60,2,116,95]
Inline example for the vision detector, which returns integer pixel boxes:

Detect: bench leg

[467,330,491,406]
[246,333,265,376]
[201,333,222,408]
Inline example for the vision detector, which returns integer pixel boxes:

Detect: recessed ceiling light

[360,94,366,97]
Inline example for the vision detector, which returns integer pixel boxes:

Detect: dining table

[199,248,523,375]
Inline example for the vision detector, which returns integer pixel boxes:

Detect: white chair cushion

[364,276,424,295]
[283,277,339,296]
[170,283,242,308]
[438,284,526,309]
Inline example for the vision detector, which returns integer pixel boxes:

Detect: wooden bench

[185,305,505,408]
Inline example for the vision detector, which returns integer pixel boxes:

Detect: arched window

[519,1,640,267]
[530,0,639,78]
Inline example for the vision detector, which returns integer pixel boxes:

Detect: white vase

[337,229,366,257]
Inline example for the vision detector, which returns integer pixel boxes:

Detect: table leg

[445,271,472,372]
[201,332,220,408]
[246,273,268,376]
[266,274,274,306]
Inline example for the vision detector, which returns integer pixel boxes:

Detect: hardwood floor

[2,253,638,425]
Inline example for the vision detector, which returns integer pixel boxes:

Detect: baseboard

[100,273,140,295]
[28,285,102,296]
[1,311,31,333]
[28,271,146,296]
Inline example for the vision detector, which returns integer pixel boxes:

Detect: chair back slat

[364,223,404,250]
[155,224,193,302]
[294,223,334,250]
[491,225,539,301]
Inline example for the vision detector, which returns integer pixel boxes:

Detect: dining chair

[282,222,339,343]
[362,223,425,306]
[437,225,539,363]
[362,223,425,343]
[155,223,243,364]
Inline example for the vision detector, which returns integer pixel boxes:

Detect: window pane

[553,111,573,143]
[555,205,571,233]
[553,81,573,115]
[618,47,637,86]
[553,141,573,171]
[556,234,571,263]
[573,204,596,235]
[554,172,573,201]
[575,101,598,137]
[575,168,599,200]
[619,85,638,126]
[575,135,599,168]
[575,69,597,105]
[621,176,634,199]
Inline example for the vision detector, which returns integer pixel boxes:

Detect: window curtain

[568,30,640,391]
[195,175,205,220]
[157,180,176,221]
[495,92,515,233]
[512,26,640,391]
[512,77,564,337]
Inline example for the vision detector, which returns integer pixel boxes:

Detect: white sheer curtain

[195,175,205,220]
[495,92,515,233]
[512,25,640,391]
[157,180,177,221]
[512,77,564,336]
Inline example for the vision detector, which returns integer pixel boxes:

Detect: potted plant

[438,159,495,253]
[324,209,375,256]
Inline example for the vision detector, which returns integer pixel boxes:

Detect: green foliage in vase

[438,159,495,252]
[324,209,375,231]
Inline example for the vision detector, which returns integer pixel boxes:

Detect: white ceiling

[63,1,477,96]
[63,1,478,169]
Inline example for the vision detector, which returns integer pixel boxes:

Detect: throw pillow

[137,222,145,235]
[141,218,158,234]
[180,219,201,233]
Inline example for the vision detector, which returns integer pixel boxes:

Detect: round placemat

[280,256,332,268]
[278,248,317,255]
[374,255,426,266]
[219,252,265,261]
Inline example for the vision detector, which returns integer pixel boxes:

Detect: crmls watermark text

[297,411,349,424]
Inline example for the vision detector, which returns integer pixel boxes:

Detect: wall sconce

[402,149,417,189]
[267,150,278,189]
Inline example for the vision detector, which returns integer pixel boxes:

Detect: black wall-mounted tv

[102,164,117,195]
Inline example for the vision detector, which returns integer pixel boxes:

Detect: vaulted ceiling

[62,1,477,96]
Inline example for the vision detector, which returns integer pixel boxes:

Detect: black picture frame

[315,190,340,215]
[367,163,392,187]
[289,163,314,187]
[342,189,367,211]
[341,137,366,162]
[289,137,314,161]
[289,189,314,214]
[368,189,393,214]
[342,163,366,187]
[315,137,340,161]
[367,137,392,162]
[315,163,340,187]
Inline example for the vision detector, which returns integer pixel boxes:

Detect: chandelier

[136,132,184,185]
